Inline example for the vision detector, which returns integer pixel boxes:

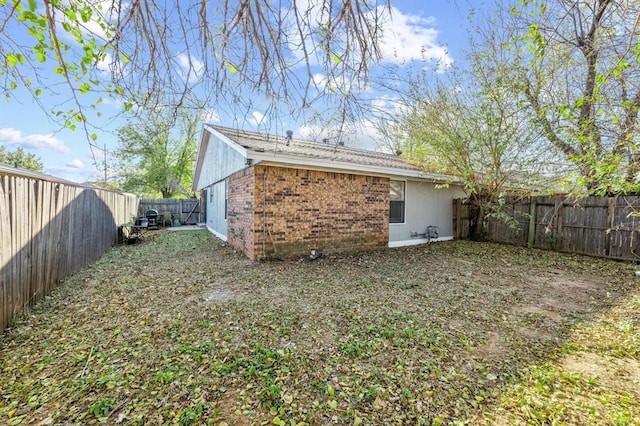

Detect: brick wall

[227,167,256,259]
[251,165,390,259]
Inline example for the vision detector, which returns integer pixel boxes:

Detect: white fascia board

[248,152,445,182]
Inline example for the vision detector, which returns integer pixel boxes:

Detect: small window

[389,180,405,223]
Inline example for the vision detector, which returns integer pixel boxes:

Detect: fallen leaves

[0,231,638,424]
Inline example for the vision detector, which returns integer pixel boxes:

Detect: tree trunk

[468,194,487,241]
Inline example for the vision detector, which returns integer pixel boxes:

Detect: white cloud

[96,52,113,72]
[53,1,124,80]
[250,111,266,126]
[177,53,204,83]
[349,120,386,151]
[47,158,97,179]
[56,0,121,42]
[81,1,121,40]
[370,94,411,118]
[96,51,127,75]
[296,122,380,150]
[291,0,324,25]
[286,4,452,71]
[311,72,368,95]
[0,128,71,153]
[98,95,124,108]
[377,6,453,68]
[297,125,323,140]
[67,159,85,169]
[203,109,221,123]
[48,164,94,177]
[313,73,327,90]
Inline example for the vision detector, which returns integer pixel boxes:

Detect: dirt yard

[1,231,638,425]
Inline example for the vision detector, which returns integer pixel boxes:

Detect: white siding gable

[194,127,248,191]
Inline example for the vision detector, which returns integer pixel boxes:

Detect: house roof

[193,125,458,190]
[209,124,423,172]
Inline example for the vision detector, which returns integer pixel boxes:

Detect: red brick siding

[252,165,390,259]
[227,167,256,259]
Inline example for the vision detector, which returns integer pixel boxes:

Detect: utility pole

[103,143,108,184]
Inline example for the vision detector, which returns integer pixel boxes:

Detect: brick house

[192,125,465,260]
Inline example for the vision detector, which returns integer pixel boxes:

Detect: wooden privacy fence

[453,195,640,262]
[0,172,139,333]
[138,198,203,225]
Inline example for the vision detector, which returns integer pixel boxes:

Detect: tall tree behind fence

[0,173,139,333]
[453,196,640,261]
[138,198,203,225]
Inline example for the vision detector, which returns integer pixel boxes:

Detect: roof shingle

[209,124,422,172]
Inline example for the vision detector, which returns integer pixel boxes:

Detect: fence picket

[0,177,10,328]
[454,195,640,261]
[0,171,139,333]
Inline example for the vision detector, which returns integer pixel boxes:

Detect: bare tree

[506,0,640,194]
[382,20,562,240]
[0,1,390,153]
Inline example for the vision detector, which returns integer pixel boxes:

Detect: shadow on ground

[1,231,638,424]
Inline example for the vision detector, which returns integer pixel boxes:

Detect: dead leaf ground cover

[1,230,639,425]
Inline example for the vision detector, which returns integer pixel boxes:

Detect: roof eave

[249,152,456,184]
[192,125,461,190]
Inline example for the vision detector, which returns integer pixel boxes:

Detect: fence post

[606,197,615,257]
[453,199,458,238]
[527,198,537,248]
[453,199,463,239]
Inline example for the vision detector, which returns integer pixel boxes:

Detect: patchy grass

[1,230,639,425]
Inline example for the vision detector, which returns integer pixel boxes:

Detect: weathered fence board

[453,195,640,262]
[0,172,139,333]
[487,199,530,246]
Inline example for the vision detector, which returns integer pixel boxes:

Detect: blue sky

[0,0,482,183]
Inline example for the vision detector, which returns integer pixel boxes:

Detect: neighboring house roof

[193,124,457,190]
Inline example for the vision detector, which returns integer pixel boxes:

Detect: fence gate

[181,199,201,225]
